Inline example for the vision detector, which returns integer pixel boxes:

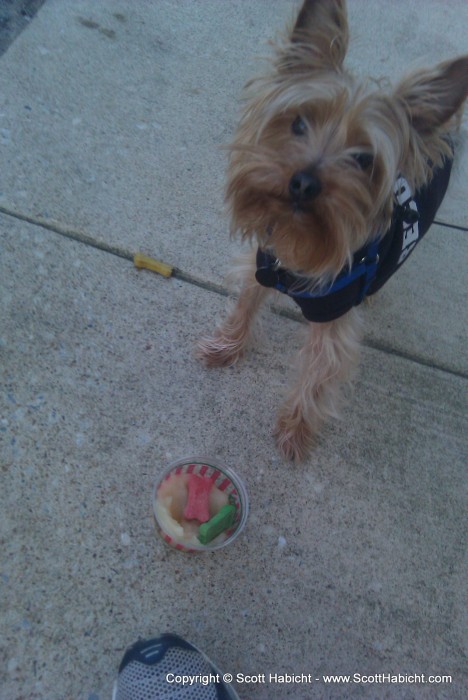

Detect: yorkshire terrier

[197,0,468,461]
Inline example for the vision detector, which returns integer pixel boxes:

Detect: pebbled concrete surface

[2,216,467,699]
[0,2,467,700]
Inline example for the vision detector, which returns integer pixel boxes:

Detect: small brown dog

[198,0,468,461]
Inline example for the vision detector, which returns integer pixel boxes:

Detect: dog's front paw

[196,332,244,368]
[273,408,316,462]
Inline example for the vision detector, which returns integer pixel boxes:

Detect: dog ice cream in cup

[153,457,249,552]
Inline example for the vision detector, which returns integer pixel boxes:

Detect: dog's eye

[292,116,307,136]
[353,152,374,170]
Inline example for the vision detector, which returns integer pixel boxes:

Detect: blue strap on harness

[289,239,380,302]
[258,238,381,303]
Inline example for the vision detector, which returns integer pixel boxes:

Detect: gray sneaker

[112,634,240,700]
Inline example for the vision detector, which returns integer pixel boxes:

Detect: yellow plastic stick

[133,252,173,278]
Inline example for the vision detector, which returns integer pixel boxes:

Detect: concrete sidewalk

[1,2,467,699]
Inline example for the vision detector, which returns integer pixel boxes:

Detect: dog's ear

[395,56,468,135]
[282,0,348,71]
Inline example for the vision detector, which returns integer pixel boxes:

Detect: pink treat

[183,474,214,523]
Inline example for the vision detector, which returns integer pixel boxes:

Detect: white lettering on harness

[394,176,419,264]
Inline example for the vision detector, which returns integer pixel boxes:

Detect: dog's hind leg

[274,308,363,462]
[196,249,271,367]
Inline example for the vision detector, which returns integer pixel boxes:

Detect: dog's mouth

[290,199,316,215]
[266,189,316,214]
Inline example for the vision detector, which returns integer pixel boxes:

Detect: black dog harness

[255,156,453,322]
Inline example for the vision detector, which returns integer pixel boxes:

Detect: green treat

[198,503,237,545]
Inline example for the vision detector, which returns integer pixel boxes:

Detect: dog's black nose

[289,169,322,202]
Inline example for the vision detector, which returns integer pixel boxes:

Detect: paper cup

[153,457,249,552]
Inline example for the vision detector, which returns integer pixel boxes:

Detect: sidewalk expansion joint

[1,203,466,381]
[434,219,468,232]
[0,204,230,299]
